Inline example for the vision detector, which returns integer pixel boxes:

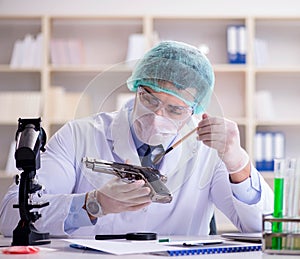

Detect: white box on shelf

[254,90,274,120]
[48,87,92,122]
[48,86,66,121]
[5,141,19,175]
[126,33,146,65]
[254,38,269,66]
[64,92,92,120]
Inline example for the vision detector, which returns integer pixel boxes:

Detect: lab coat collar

[109,100,200,171]
[159,118,199,176]
[109,100,141,166]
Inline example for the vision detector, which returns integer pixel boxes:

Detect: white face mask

[132,100,179,146]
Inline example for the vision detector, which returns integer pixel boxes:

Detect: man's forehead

[154,80,197,103]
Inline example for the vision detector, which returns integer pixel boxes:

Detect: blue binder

[227,25,246,64]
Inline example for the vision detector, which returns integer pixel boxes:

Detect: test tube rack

[263,214,300,255]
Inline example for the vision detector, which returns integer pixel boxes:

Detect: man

[0,41,273,237]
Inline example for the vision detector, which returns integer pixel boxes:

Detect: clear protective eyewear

[137,86,193,121]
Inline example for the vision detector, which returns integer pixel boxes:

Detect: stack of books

[50,38,85,66]
[10,33,43,68]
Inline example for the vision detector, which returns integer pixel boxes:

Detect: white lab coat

[0,100,273,237]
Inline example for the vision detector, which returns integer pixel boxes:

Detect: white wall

[0,0,300,16]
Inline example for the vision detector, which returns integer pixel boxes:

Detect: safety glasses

[137,86,193,121]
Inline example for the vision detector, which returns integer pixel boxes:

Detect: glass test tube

[284,158,297,249]
[272,158,285,250]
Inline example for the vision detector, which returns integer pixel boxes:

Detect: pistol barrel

[82,157,115,175]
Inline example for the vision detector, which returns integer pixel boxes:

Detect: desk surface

[0,236,295,258]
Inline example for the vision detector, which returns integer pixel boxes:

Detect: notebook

[66,238,261,256]
[221,232,262,243]
[154,242,262,256]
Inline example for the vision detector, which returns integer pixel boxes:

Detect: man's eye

[168,105,184,115]
[141,94,151,104]
[145,95,159,106]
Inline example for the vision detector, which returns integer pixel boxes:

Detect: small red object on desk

[2,246,40,254]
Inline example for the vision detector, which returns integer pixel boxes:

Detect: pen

[157,239,223,246]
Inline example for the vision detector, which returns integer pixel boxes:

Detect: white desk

[0,236,295,258]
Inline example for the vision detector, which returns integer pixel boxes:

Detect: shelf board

[49,64,133,73]
[230,117,248,125]
[0,171,15,179]
[153,15,246,20]
[255,120,300,126]
[48,118,68,125]
[0,65,42,72]
[50,14,144,20]
[255,66,300,73]
[0,119,19,125]
[261,171,274,179]
[0,15,43,20]
[48,64,248,73]
[213,64,248,72]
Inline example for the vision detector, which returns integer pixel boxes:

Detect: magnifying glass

[95,232,157,241]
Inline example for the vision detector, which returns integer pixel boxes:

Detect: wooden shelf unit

[1,14,300,172]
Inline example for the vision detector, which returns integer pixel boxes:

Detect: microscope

[12,118,50,246]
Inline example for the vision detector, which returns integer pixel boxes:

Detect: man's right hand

[95,178,152,215]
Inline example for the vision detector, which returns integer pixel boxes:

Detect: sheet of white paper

[64,239,186,255]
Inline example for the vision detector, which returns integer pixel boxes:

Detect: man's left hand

[197,113,249,174]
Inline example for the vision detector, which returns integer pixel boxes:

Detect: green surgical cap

[127,40,215,114]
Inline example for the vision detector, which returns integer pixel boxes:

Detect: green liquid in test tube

[272,159,285,250]
[272,178,284,249]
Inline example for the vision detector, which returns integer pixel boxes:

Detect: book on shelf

[10,39,23,68]
[227,25,246,64]
[9,33,43,68]
[50,38,85,66]
[255,131,285,172]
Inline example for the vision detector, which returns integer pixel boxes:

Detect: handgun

[82,157,172,203]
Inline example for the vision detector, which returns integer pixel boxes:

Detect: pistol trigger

[121,178,135,184]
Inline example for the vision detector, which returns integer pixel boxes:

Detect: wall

[0,0,300,16]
